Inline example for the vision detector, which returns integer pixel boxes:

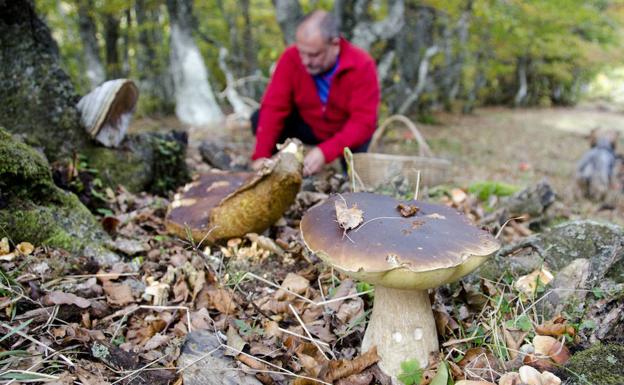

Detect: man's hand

[251,157,269,171]
[303,147,325,176]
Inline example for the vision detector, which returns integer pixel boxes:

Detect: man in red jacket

[251,10,380,176]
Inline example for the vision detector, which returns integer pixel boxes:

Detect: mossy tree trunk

[0,0,188,194]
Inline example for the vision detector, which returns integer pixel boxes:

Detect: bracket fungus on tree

[77,79,139,148]
[300,192,500,378]
[166,140,303,245]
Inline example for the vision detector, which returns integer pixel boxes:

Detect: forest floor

[2,105,623,385]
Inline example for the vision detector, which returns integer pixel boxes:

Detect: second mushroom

[300,192,500,378]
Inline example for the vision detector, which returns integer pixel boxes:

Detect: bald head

[295,11,341,75]
[297,10,340,42]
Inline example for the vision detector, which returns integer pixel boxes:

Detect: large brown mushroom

[166,140,303,244]
[300,192,500,378]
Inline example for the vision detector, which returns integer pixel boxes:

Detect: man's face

[295,31,340,76]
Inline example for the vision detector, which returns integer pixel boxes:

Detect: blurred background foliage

[36,0,624,118]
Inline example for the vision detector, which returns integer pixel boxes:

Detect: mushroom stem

[361,286,438,377]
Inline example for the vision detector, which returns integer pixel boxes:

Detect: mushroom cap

[77,79,139,147]
[165,171,254,241]
[300,192,500,290]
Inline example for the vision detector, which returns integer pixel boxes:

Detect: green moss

[0,192,107,253]
[564,344,624,385]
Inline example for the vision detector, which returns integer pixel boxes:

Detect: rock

[0,128,118,265]
[475,220,624,286]
[540,258,590,314]
[563,344,624,385]
[178,330,262,385]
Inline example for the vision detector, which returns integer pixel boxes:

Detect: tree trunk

[166,0,223,127]
[272,0,301,46]
[241,0,257,76]
[514,56,529,106]
[76,0,105,88]
[397,45,439,115]
[104,13,122,78]
[351,0,404,52]
[135,0,174,113]
[0,0,188,194]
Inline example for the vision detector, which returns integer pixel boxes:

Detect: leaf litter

[0,177,612,385]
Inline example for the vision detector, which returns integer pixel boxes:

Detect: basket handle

[369,114,433,157]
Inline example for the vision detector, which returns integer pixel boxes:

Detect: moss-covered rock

[0,127,118,265]
[563,344,624,385]
[474,220,624,285]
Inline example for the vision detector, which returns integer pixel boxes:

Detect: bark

[104,13,122,78]
[438,2,472,111]
[351,0,404,52]
[241,0,257,76]
[272,0,301,46]
[76,0,105,88]
[135,0,173,112]
[121,8,131,75]
[0,0,188,194]
[167,0,223,127]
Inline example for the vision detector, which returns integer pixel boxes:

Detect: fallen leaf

[103,282,135,306]
[275,273,310,300]
[514,268,554,296]
[397,203,420,217]
[336,371,374,385]
[143,333,170,351]
[335,199,363,231]
[532,335,570,365]
[225,323,247,356]
[42,291,91,308]
[320,346,379,382]
[536,318,575,338]
[519,365,542,385]
[498,372,521,385]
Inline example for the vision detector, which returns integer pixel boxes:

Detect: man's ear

[330,37,340,46]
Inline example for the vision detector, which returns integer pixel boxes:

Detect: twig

[414,169,421,200]
[277,327,330,347]
[237,272,374,307]
[288,304,333,360]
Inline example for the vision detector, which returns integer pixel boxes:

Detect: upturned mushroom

[300,192,500,378]
[166,140,303,244]
[76,79,139,148]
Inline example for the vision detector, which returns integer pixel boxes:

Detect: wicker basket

[351,115,451,191]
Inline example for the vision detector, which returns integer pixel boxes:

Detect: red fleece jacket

[252,38,380,163]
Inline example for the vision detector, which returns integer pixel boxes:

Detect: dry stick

[0,322,74,367]
[414,169,421,200]
[494,216,527,240]
[288,304,334,361]
[222,344,333,385]
[238,272,373,307]
[277,327,330,347]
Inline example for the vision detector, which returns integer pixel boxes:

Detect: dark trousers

[251,108,371,155]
